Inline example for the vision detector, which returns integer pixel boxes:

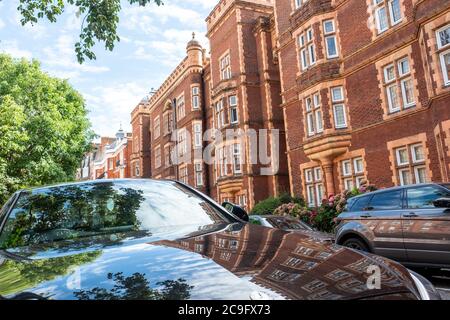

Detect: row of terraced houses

[122,0,450,211]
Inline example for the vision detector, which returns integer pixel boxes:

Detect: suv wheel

[342,238,370,252]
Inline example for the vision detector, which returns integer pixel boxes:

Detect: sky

[0,0,217,138]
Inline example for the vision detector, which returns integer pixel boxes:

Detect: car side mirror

[433,197,450,208]
[222,202,249,222]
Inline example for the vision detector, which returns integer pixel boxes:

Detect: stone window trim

[301,163,325,207]
[436,24,450,87]
[335,150,368,193]
[176,93,186,121]
[194,161,203,187]
[164,143,172,168]
[387,133,432,186]
[322,19,339,59]
[297,26,316,72]
[193,121,203,149]
[376,47,420,119]
[229,95,239,124]
[382,56,416,114]
[155,145,162,169]
[219,50,232,81]
[178,164,188,185]
[191,84,201,110]
[153,115,161,140]
[330,86,349,130]
[293,0,308,11]
[303,91,323,138]
[370,0,404,36]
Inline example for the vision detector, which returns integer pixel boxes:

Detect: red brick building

[130,0,450,209]
[274,0,450,206]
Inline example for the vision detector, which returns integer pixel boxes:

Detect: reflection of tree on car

[74,272,193,300]
[0,183,146,249]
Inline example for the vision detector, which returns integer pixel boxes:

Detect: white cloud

[0,18,5,30]
[41,35,110,79]
[0,40,33,59]
[84,82,149,136]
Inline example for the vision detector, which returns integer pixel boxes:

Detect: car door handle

[403,213,418,218]
[360,214,372,218]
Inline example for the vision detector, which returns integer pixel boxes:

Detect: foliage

[12,0,163,63]
[273,184,377,233]
[0,54,94,205]
[251,193,305,216]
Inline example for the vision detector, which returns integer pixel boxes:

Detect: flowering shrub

[273,184,377,233]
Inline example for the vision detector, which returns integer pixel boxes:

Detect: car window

[249,216,262,225]
[407,186,449,209]
[440,184,450,191]
[0,181,232,249]
[368,190,402,210]
[348,196,371,212]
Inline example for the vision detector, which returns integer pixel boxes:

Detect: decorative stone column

[321,160,336,197]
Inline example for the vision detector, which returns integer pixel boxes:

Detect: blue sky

[0,0,216,137]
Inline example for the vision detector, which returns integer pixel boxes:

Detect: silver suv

[335,183,450,269]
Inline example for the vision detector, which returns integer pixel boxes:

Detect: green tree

[0,54,94,205]
[10,0,163,63]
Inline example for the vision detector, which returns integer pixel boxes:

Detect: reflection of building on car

[336,183,450,269]
[248,215,333,242]
[0,179,441,300]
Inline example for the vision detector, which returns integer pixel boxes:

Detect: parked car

[248,215,333,242]
[0,180,440,300]
[336,183,450,269]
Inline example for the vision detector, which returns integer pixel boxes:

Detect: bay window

[436,24,450,86]
[331,87,347,129]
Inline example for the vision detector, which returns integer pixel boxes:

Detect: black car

[336,183,450,269]
[0,180,440,300]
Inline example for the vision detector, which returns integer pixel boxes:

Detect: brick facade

[275,0,450,206]
[130,0,450,210]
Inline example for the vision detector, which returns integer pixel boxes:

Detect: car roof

[19,179,174,193]
[349,183,446,201]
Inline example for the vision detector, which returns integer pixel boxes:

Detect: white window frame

[220,54,232,80]
[398,58,410,77]
[305,169,313,183]
[439,49,450,86]
[314,167,322,181]
[325,35,339,59]
[155,146,162,168]
[331,87,344,102]
[396,147,409,166]
[229,95,239,124]
[414,166,427,184]
[411,144,425,163]
[154,116,160,139]
[375,6,389,34]
[353,158,364,174]
[400,78,415,108]
[193,122,202,148]
[192,86,200,109]
[399,168,411,186]
[386,84,400,113]
[195,162,203,187]
[388,0,402,26]
[342,160,352,177]
[436,24,450,50]
[232,143,242,174]
[333,104,347,129]
[177,95,185,120]
[384,64,396,83]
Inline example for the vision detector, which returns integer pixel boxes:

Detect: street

[412,268,450,300]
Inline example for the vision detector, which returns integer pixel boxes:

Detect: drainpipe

[172,98,179,180]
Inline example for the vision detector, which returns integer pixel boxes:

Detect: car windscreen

[0,181,233,249]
